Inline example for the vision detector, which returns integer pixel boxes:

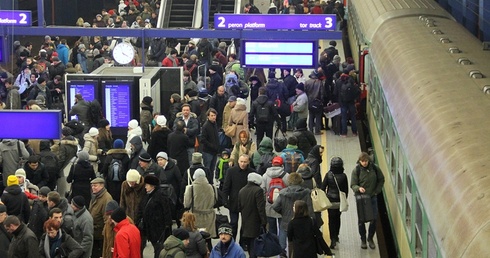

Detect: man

[251,87,279,144]
[69,93,91,128]
[222,154,255,247]
[148,37,167,65]
[162,49,180,67]
[23,155,49,188]
[351,152,385,249]
[183,70,198,94]
[26,77,52,108]
[210,223,246,257]
[304,70,325,135]
[282,68,298,104]
[222,96,237,131]
[111,208,141,258]
[159,228,190,257]
[27,186,50,239]
[5,77,21,109]
[156,152,181,226]
[47,191,74,235]
[208,65,222,96]
[1,176,30,223]
[279,136,305,174]
[88,177,113,258]
[47,75,64,108]
[336,72,360,137]
[293,118,317,156]
[0,204,11,258]
[238,173,267,258]
[209,85,229,129]
[173,104,200,166]
[181,152,212,198]
[56,39,70,65]
[266,70,289,132]
[0,139,29,187]
[244,3,261,13]
[291,83,308,129]
[168,120,192,174]
[136,152,163,177]
[71,195,94,258]
[4,215,39,258]
[201,108,220,175]
[47,56,66,80]
[0,72,9,102]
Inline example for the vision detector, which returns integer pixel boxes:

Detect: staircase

[167,0,195,28]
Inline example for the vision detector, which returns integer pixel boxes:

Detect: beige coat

[83,133,100,172]
[89,188,113,240]
[183,177,217,238]
[227,103,249,145]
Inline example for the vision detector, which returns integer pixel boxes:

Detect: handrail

[157,0,172,28]
[193,0,203,28]
[235,0,242,14]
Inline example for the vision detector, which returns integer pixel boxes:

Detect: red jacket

[162,56,180,67]
[113,218,141,258]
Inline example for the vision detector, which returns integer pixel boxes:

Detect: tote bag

[332,172,349,212]
[311,178,332,212]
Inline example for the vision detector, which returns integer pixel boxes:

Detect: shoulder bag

[311,178,332,212]
[224,123,237,138]
[17,141,27,169]
[332,172,349,212]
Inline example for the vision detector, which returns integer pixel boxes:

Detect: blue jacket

[210,238,246,258]
[56,44,69,65]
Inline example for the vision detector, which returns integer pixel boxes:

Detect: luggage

[324,103,340,118]
[356,194,375,223]
[254,230,283,257]
[273,128,287,152]
[331,115,341,135]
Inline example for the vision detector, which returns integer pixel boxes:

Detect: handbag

[356,194,374,223]
[332,172,349,212]
[273,127,287,152]
[311,178,332,212]
[324,102,341,118]
[308,98,324,113]
[213,186,226,208]
[214,209,229,238]
[311,218,333,255]
[17,141,27,169]
[254,229,283,257]
[224,123,237,138]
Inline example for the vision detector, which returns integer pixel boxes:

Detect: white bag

[333,173,349,212]
[311,178,332,212]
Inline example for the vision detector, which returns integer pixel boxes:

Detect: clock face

[112,42,135,65]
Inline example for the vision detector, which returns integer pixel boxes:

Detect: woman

[100,139,130,204]
[181,211,208,258]
[39,219,84,258]
[76,44,88,73]
[168,94,182,129]
[227,98,248,145]
[306,145,324,185]
[83,127,101,172]
[229,130,256,167]
[66,151,96,204]
[147,115,171,161]
[287,200,332,258]
[97,119,112,154]
[297,164,323,227]
[140,96,153,143]
[183,169,217,239]
[321,157,349,249]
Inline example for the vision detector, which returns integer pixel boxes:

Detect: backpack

[107,158,125,182]
[283,150,303,173]
[160,184,177,205]
[256,102,270,123]
[267,172,286,204]
[39,154,59,186]
[256,153,274,175]
[86,99,104,127]
[340,79,360,103]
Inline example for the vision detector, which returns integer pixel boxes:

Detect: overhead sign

[214,14,335,30]
[241,40,318,68]
[0,10,31,26]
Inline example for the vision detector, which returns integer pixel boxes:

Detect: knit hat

[0,204,6,213]
[192,152,203,164]
[272,156,283,166]
[0,72,8,79]
[139,153,152,162]
[193,168,206,180]
[296,164,311,176]
[170,49,178,55]
[172,228,190,240]
[7,175,19,186]
[71,195,85,209]
[187,90,198,98]
[228,96,237,102]
[221,149,231,156]
[78,44,86,50]
[52,57,60,62]
[247,172,262,185]
[113,139,124,149]
[156,152,168,160]
[142,96,153,105]
[209,65,219,72]
[15,168,26,178]
[156,115,167,126]
[236,98,246,106]
[88,127,99,137]
[288,172,303,185]
[105,200,119,213]
[39,186,51,197]
[37,77,46,84]
[90,177,105,184]
[144,175,160,186]
[111,208,126,223]
[77,150,90,161]
[128,119,139,129]
[295,118,307,130]
[98,119,110,128]
[296,83,305,92]
[171,93,181,103]
[218,223,233,236]
[126,169,141,183]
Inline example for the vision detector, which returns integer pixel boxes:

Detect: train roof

[369,14,490,257]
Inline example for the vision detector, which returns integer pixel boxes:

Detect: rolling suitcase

[331,115,341,135]
[356,194,375,223]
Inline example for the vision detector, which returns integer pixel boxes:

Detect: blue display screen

[241,40,317,68]
[0,110,62,139]
[66,80,96,121]
[102,81,131,128]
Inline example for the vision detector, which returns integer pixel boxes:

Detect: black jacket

[251,95,279,125]
[100,149,131,181]
[209,92,229,128]
[238,182,267,238]
[28,199,49,239]
[148,128,171,161]
[1,185,30,223]
[137,187,173,243]
[24,163,49,188]
[200,119,220,155]
[67,160,97,204]
[167,130,191,174]
[181,164,212,199]
[322,167,349,202]
[162,159,182,198]
[129,136,146,170]
[8,224,39,258]
[223,165,255,212]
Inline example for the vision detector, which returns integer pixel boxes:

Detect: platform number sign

[0,11,32,26]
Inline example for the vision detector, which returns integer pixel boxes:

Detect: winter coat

[27,84,53,108]
[82,133,99,172]
[129,136,145,169]
[89,188,113,240]
[100,148,130,203]
[292,92,308,119]
[272,185,314,230]
[251,136,274,169]
[148,127,171,161]
[56,44,69,65]
[222,102,233,129]
[262,166,289,218]
[173,112,200,146]
[209,92,229,128]
[0,222,11,258]
[67,160,97,205]
[159,235,186,258]
[0,139,30,183]
[183,176,217,238]
[24,162,49,188]
[230,130,256,164]
[140,102,153,143]
[293,119,317,156]
[351,163,385,197]
[227,103,248,145]
[168,130,191,174]
[120,178,146,221]
[57,136,79,170]
[97,128,112,153]
[251,95,278,126]
[201,119,220,155]
[112,218,141,258]
[306,145,323,184]
[102,216,134,258]
[72,207,93,258]
[68,99,91,126]
[6,86,21,109]
[283,74,298,99]
[136,161,163,178]
[149,38,167,62]
[168,102,183,129]
[304,77,324,108]
[28,199,49,239]
[238,182,267,238]
[137,187,173,243]
[162,159,182,199]
[125,126,143,156]
[39,230,84,258]
[287,216,319,258]
[181,164,213,198]
[323,167,349,203]
[223,165,255,212]
[50,198,75,236]
[8,224,40,258]
[1,185,30,223]
[183,229,207,258]
[209,238,246,258]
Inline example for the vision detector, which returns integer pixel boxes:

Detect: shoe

[368,238,376,249]
[330,241,336,249]
[361,240,367,249]
[353,133,358,137]
[315,131,323,135]
[340,134,347,138]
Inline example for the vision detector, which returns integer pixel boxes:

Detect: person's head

[0,205,7,224]
[126,169,141,188]
[193,168,206,180]
[175,120,185,132]
[90,178,105,194]
[181,211,197,231]
[358,152,370,167]
[330,156,344,170]
[207,108,217,123]
[172,228,190,246]
[15,168,26,185]
[156,152,169,167]
[182,103,191,117]
[27,155,40,171]
[71,195,85,211]
[288,172,304,185]
[49,208,63,223]
[128,119,139,130]
[244,3,252,12]
[287,136,298,146]
[217,223,233,243]
[272,156,283,167]
[239,130,249,145]
[296,83,305,95]
[238,154,250,170]
[217,86,225,96]
[221,149,231,159]
[228,96,237,107]
[4,215,21,233]
[144,175,160,193]
[170,93,181,104]
[138,153,152,169]
[88,127,99,138]
[44,219,61,239]
[294,68,303,77]
[258,86,267,96]
[5,77,13,88]
[38,186,50,202]
[47,191,61,208]
[293,200,309,218]
[110,207,126,226]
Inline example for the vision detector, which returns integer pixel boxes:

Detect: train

[347,0,490,257]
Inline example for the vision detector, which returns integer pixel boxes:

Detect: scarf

[141,105,153,114]
[217,158,229,180]
[45,230,62,258]
[167,55,177,67]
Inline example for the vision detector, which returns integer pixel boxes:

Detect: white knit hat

[128,119,139,129]
[88,127,99,137]
[126,169,141,183]
[156,115,167,126]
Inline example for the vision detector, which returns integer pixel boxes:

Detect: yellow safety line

[320,132,333,257]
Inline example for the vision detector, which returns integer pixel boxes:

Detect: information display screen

[0,110,61,139]
[102,81,131,128]
[241,40,317,68]
[66,80,96,120]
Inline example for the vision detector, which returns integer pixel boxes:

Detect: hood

[234,103,246,111]
[60,137,78,146]
[1,139,18,146]
[282,185,309,198]
[176,112,197,119]
[308,145,323,164]
[129,126,143,137]
[107,149,128,155]
[295,118,307,130]
[265,166,285,178]
[256,95,269,105]
[258,136,273,152]
[57,44,68,50]
[83,133,96,142]
[40,140,51,151]
[129,136,143,152]
[140,102,152,109]
[162,235,184,250]
[4,185,22,195]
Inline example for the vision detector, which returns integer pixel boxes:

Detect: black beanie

[142,96,153,105]
[71,196,85,209]
[111,208,126,223]
[172,228,190,241]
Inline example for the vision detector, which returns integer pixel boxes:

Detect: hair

[49,207,63,218]
[47,191,61,205]
[293,200,309,218]
[182,53,189,59]
[239,130,248,139]
[181,103,191,110]
[175,120,185,132]
[228,53,236,60]
[181,211,197,231]
[4,215,20,226]
[206,108,217,116]
[287,136,298,145]
[258,86,267,95]
[44,218,61,232]
[239,154,250,161]
[359,152,370,162]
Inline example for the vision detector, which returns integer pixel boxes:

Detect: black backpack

[340,80,360,103]
[256,153,274,175]
[256,102,270,123]
[39,154,59,188]
[86,99,104,127]
[107,158,125,182]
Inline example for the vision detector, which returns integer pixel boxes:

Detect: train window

[397,168,404,206]
[415,196,423,237]
[415,229,423,258]
[405,197,412,241]
[427,228,439,258]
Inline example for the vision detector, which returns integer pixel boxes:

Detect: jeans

[230,211,241,244]
[358,195,378,240]
[341,103,358,135]
[268,217,287,250]
[308,110,322,133]
[256,122,273,144]
[202,152,217,178]
[328,208,342,242]
[187,148,195,166]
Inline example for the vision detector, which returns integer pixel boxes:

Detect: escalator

[209,0,236,28]
[166,0,196,28]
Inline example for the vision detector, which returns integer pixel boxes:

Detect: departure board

[102,81,131,128]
